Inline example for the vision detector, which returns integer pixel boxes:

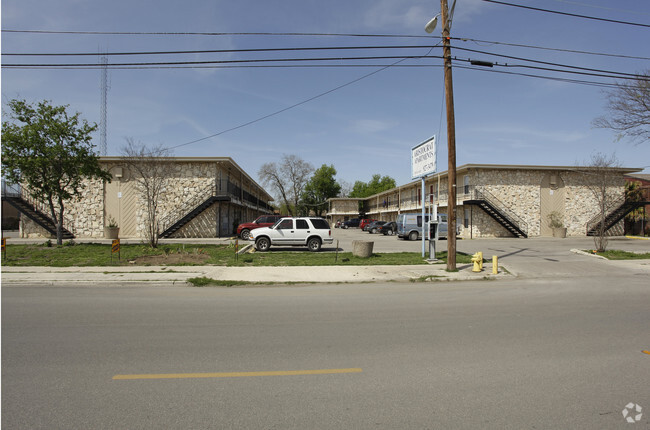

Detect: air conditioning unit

[114,167,123,178]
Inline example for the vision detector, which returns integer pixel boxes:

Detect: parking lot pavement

[329,228,650,277]
[330,228,650,254]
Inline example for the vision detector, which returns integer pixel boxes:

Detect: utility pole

[440,0,457,270]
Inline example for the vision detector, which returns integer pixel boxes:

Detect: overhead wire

[166,43,442,150]
[449,46,645,79]
[3,49,644,84]
[4,40,648,62]
[3,25,647,149]
[549,0,650,16]
[480,0,650,28]
[1,29,434,38]
[2,44,442,57]
[452,37,650,62]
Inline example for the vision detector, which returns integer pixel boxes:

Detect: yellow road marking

[113,368,362,380]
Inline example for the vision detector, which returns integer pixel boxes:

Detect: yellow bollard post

[492,255,498,274]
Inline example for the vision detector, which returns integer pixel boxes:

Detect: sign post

[411,136,437,258]
[111,239,120,262]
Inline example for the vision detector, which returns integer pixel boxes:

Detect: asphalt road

[3,273,649,429]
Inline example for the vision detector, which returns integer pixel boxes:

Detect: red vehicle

[236,215,284,240]
[359,219,376,231]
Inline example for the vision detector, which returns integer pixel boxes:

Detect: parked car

[380,221,397,236]
[366,220,387,234]
[396,213,450,241]
[236,214,284,240]
[249,217,333,252]
[342,218,361,229]
[359,219,376,231]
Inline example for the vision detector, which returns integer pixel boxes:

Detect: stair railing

[467,186,528,236]
[1,181,21,198]
[585,195,627,235]
[4,183,77,237]
[158,181,218,234]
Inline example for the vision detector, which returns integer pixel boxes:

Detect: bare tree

[121,139,174,247]
[258,154,314,216]
[593,70,650,144]
[580,153,622,252]
[338,180,353,197]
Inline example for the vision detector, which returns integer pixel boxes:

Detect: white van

[396,213,449,241]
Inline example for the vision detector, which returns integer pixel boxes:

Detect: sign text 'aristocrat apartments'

[411,137,436,179]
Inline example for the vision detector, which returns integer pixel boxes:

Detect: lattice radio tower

[99,55,109,156]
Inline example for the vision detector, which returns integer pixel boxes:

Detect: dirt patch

[131,253,211,265]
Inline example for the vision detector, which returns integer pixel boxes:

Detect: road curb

[570,248,608,260]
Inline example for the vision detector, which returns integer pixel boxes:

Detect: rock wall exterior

[330,167,628,239]
[20,159,272,239]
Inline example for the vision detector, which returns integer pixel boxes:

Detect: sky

[2,0,649,192]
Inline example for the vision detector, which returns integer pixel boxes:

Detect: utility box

[428,220,439,260]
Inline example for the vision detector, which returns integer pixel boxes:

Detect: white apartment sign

[411,136,436,179]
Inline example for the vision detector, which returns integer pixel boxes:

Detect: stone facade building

[14,157,274,239]
[327,164,643,238]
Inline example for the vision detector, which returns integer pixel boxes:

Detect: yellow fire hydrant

[471,251,483,272]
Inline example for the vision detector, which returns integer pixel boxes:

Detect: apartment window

[464,208,470,228]
[464,175,470,195]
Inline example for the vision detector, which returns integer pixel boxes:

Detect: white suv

[249,217,333,252]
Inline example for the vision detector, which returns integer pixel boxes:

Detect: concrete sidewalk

[0,261,505,286]
[2,235,648,286]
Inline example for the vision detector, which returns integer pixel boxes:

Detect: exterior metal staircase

[463,188,528,238]
[586,197,648,236]
[1,185,75,239]
[159,183,228,238]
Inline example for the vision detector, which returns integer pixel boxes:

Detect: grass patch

[1,243,235,267]
[1,243,475,267]
[589,249,650,260]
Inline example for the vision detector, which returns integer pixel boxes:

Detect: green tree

[625,180,648,236]
[349,174,396,198]
[301,164,341,216]
[2,99,111,245]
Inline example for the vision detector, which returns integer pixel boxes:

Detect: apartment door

[105,170,138,237]
[540,173,566,236]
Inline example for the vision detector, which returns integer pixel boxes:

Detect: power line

[6,40,649,62]
[2,60,636,88]
[4,49,644,83]
[453,37,650,62]
[2,44,441,57]
[166,43,442,150]
[550,0,650,16]
[166,56,420,150]
[480,0,650,28]
[1,54,445,68]
[1,29,433,38]
[453,65,628,88]
[450,46,645,80]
